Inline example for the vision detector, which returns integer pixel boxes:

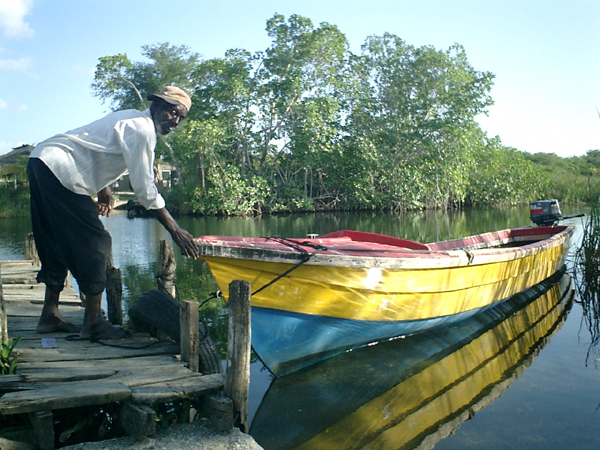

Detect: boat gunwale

[195,225,575,270]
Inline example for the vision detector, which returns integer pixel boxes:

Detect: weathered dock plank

[1,275,37,284]
[0,261,80,304]
[14,338,180,363]
[0,368,118,388]
[1,266,38,275]
[2,289,80,302]
[1,365,204,396]
[131,372,225,404]
[108,364,203,387]
[15,354,184,371]
[0,380,132,415]
[6,302,81,318]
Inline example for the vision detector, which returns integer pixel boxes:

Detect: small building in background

[111,161,177,194]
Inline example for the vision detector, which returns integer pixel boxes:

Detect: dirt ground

[61,419,264,450]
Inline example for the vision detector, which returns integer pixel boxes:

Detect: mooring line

[251,238,328,296]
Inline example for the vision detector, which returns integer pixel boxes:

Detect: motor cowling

[530,199,563,226]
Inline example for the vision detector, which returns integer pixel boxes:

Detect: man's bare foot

[37,316,81,334]
[80,320,130,340]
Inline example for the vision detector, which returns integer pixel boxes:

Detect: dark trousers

[27,158,111,295]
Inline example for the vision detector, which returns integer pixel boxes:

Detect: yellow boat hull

[203,230,570,322]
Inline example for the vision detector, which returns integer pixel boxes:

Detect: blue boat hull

[251,267,569,375]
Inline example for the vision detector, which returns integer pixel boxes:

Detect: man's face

[153,102,188,135]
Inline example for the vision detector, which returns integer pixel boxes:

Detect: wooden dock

[0,260,230,449]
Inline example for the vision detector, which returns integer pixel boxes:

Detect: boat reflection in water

[250,268,574,450]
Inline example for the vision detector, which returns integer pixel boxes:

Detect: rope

[90,338,169,350]
[155,274,180,300]
[251,238,327,296]
[66,333,168,350]
[198,290,222,308]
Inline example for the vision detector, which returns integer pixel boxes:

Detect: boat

[249,270,574,449]
[195,222,575,375]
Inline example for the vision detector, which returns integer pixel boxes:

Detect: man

[27,86,198,339]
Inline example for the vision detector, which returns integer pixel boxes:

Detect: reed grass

[574,200,600,365]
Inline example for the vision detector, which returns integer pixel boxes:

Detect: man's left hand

[97,187,114,217]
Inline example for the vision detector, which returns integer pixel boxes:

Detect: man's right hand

[151,207,199,259]
[171,226,199,259]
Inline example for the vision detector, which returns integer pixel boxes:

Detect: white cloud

[0,97,27,112]
[0,56,31,72]
[0,0,34,39]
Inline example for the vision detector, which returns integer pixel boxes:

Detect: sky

[0,0,598,158]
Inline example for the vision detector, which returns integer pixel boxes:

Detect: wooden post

[202,394,234,432]
[25,233,40,266]
[106,270,123,326]
[0,265,7,342]
[119,402,156,438]
[180,300,199,372]
[157,240,177,297]
[224,280,251,432]
[30,410,55,450]
[106,250,123,325]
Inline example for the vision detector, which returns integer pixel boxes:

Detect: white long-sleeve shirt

[30,108,166,210]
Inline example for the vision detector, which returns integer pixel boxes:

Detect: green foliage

[341,33,495,210]
[191,166,270,216]
[90,14,597,215]
[59,414,97,443]
[467,139,549,206]
[152,397,201,428]
[52,404,123,445]
[92,44,199,112]
[527,150,600,203]
[0,186,30,218]
[0,163,27,186]
[0,335,21,375]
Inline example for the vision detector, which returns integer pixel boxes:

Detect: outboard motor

[530,199,563,226]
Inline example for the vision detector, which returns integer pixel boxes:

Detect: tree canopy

[91,14,595,216]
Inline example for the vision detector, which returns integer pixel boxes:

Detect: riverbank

[0,420,264,450]
[61,419,264,450]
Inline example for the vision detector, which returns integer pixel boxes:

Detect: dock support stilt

[1,266,7,342]
[25,233,39,267]
[224,280,251,432]
[202,393,234,432]
[180,300,200,372]
[157,240,177,298]
[119,402,156,439]
[29,410,54,450]
[106,250,123,326]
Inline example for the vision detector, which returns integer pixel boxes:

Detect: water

[1,206,598,449]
